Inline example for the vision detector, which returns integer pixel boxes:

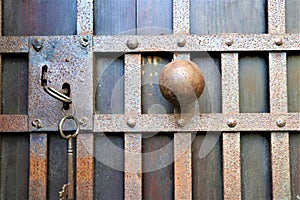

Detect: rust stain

[0,115,28,132]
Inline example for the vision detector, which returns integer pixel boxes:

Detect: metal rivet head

[275,37,283,46]
[32,119,43,129]
[177,118,186,127]
[177,38,186,47]
[276,118,286,127]
[126,39,139,50]
[80,36,89,47]
[225,38,234,46]
[227,119,237,128]
[32,38,44,52]
[127,118,136,128]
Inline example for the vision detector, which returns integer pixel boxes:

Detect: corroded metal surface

[124,54,142,200]
[174,133,192,200]
[268,0,286,34]
[76,133,94,200]
[29,134,47,200]
[269,53,291,199]
[28,36,93,131]
[159,60,205,106]
[77,0,93,35]
[124,54,142,114]
[0,115,28,132]
[93,34,300,52]
[173,0,190,35]
[223,133,241,200]
[0,37,28,53]
[221,53,241,200]
[124,134,142,200]
[94,113,300,132]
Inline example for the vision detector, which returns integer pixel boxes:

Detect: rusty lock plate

[28,36,93,131]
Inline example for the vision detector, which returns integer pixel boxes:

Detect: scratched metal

[94,113,300,132]
[0,115,28,132]
[173,0,190,35]
[28,36,93,131]
[221,53,241,200]
[0,37,28,53]
[76,133,94,200]
[29,134,47,200]
[268,0,286,34]
[269,53,292,199]
[124,54,142,199]
[93,34,300,52]
[77,0,93,35]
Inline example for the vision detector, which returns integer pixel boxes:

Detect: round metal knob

[159,60,205,106]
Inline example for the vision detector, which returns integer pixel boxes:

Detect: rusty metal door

[0,0,299,199]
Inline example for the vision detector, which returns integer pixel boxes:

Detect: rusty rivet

[225,38,234,46]
[177,38,186,47]
[32,119,43,129]
[127,118,136,128]
[32,38,44,52]
[275,37,283,46]
[177,118,186,127]
[276,118,286,127]
[80,36,89,47]
[126,39,139,50]
[227,119,237,128]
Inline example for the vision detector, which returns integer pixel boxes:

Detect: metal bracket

[28,36,93,131]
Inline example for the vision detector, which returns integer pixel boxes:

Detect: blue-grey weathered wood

[192,133,223,200]
[137,0,172,35]
[239,53,272,200]
[94,133,124,200]
[287,52,300,199]
[286,0,300,33]
[47,134,67,200]
[190,0,266,34]
[3,0,76,36]
[0,134,29,200]
[95,0,136,35]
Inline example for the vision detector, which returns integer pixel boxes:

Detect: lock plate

[28,36,93,131]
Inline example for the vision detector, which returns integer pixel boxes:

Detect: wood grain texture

[192,133,223,200]
[94,133,124,200]
[0,134,29,200]
[286,0,300,33]
[137,0,172,35]
[3,0,76,36]
[190,0,266,34]
[94,0,136,35]
[47,134,67,200]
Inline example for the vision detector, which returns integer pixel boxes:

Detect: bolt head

[177,118,186,127]
[276,118,286,127]
[32,119,43,129]
[126,39,139,50]
[127,118,136,128]
[275,37,283,46]
[225,38,234,46]
[32,38,44,51]
[80,36,89,47]
[227,119,237,128]
[177,38,186,47]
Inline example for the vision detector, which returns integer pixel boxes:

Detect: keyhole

[41,65,48,86]
[62,83,71,110]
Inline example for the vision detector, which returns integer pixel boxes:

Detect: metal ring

[44,86,72,104]
[59,115,80,139]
